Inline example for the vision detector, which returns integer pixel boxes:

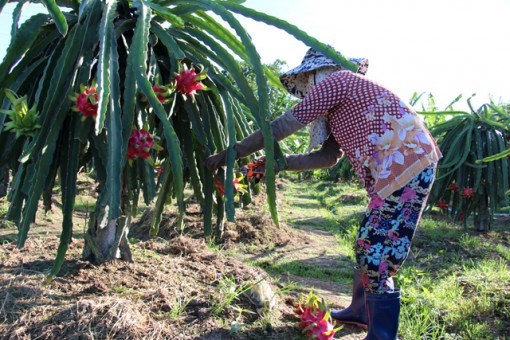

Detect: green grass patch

[112,285,139,295]
[74,196,94,212]
[0,199,9,218]
[248,257,353,284]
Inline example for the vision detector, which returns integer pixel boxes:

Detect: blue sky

[1,0,509,110]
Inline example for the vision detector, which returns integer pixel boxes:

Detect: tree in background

[239,59,311,162]
[240,59,298,120]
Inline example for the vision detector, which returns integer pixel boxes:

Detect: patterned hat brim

[280,48,368,99]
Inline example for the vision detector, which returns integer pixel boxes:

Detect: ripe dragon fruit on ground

[294,291,342,340]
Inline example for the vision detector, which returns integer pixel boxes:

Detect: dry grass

[0,234,306,339]
[0,179,368,340]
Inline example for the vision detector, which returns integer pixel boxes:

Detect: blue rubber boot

[330,268,368,329]
[364,290,401,340]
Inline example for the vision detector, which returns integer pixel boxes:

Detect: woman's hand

[205,150,227,173]
[204,110,305,174]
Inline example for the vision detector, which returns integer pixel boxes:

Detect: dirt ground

[0,182,367,339]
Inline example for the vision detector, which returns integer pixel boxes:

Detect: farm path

[235,180,368,339]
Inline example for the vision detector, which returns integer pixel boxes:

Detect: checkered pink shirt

[291,71,442,199]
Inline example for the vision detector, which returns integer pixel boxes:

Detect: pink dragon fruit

[298,305,317,329]
[462,187,475,198]
[436,200,448,210]
[70,84,98,119]
[174,67,207,97]
[294,292,342,340]
[305,318,337,340]
[127,129,155,162]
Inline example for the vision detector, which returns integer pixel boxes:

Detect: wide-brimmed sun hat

[280,47,369,99]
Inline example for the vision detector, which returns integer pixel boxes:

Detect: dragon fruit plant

[422,96,509,231]
[0,0,358,281]
[295,291,342,340]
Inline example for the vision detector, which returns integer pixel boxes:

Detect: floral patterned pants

[355,165,436,294]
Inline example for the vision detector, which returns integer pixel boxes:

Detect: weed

[274,281,300,296]
[0,219,16,230]
[459,233,480,250]
[494,243,510,261]
[132,247,161,261]
[229,305,255,334]
[168,297,192,321]
[112,285,138,295]
[206,236,224,253]
[0,199,8,218]
[128,237,140,244]
[258,309,274,331]
[212,275,253,317]
[242,243,259,253]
